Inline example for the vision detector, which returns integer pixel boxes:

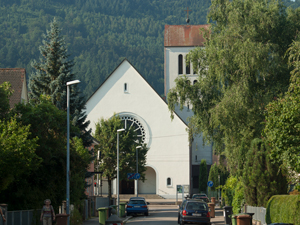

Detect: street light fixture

[117,128,125,216]
[136,146,142,197]
[66,79,80,225]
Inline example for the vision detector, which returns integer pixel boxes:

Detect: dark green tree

[167,0,300,175]
[1,96,91,210]
[93,115,148,199]
[208,163,229,192]
[199,159,207,193]
[264,37,300,179]
[242,138,287,207]
[28,18,91,147]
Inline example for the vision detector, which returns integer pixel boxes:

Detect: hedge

[266,195,300,225]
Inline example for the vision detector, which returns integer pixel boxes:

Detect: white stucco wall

[165,46,213,166]
[85,60,190,198]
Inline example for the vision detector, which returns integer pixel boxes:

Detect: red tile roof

[164,25,209,47]
[0,68,26,108]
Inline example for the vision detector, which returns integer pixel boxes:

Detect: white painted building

[85,24,213,198]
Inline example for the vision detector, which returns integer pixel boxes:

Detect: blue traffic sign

[127,173,141,179]
[207,181,213,187]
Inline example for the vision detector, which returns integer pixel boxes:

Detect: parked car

[192,193,210,203]
[192,193,207,198]
[126,197,149,216]
[178,199,211,225]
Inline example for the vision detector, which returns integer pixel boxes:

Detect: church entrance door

[120,180,134,194]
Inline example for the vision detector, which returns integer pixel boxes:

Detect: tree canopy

[168,0,300,175]
[93,115,148,199]
[28,18,91,146]
[264,37,300,179]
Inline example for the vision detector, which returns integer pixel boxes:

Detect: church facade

[85,25,212,198]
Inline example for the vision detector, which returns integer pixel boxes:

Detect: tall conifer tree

[199,159,207,194]
[29,18,91,146]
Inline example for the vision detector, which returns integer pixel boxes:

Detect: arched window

[124,83,128,92]
[186,61,191,74]
[193,80,197,85]
[178,54,183,74]
[187,104,190,112]
[167,177,172,186]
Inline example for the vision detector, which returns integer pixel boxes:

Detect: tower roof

[164,25,209,47]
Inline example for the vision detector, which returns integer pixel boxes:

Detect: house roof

[86,59,188,126]
[0,68,26,108]
[164,25,209,47]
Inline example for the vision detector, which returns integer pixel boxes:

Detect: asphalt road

[125,205,179,225]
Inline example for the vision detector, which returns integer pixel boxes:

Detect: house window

[178,54,183,74]
[124,83,128,92]
[167,177,172,187]
[193,80,197,85]
[186,61,191,74]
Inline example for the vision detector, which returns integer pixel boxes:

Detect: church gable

[86,59,187,132]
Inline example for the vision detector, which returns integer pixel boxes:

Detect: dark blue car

[178,199,211,225]
[126,197,149,216]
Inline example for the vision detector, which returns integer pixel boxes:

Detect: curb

[123,216,133,224]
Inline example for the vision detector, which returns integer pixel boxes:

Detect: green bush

[70,206,83,225]
[221,176,238,206]
[266,195,300,225]
[232,180,245,214]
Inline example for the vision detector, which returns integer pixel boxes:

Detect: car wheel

[144,212,149,216]
[180,219,185,225]
[126,212,131,216]
[177,216,180,224]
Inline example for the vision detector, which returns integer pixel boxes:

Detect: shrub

[232,180,245,214]
[70,206,83,225]
[266,195,300,225]
[221,176,238,206]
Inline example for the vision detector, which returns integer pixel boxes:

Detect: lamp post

[66,79,80,225]
[117,128,125,216]
[218,174,221,204]
[136,146,142,197]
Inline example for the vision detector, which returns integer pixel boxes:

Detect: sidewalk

[211,207,225,225]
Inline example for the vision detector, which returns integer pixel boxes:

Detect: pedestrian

[0,206,6,223]
[40,199,55,225]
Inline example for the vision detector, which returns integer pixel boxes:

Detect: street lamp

[66,79,80,225]
[117,128,125,216]
[218,174,221,204]
[136,146,142,197]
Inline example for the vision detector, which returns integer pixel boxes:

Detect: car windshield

[128,200,145,205]
[186,202,207,211]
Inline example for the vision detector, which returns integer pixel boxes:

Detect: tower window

[124,83,128,92]
[186,61,191,74]
[178,54,183,74]
[167,177,172,186]
[187,104,190,112]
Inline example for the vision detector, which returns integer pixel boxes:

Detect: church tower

[164,24,213,193]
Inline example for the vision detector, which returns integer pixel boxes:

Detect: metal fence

[0,209,42,225]
[246,205,266,225]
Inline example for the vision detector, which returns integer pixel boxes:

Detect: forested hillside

[0,0,299,97]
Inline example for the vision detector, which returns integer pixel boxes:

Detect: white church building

[85,24,213,198]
